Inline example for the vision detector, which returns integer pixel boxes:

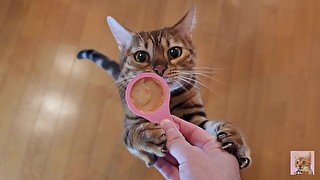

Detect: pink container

[125,73,173,124]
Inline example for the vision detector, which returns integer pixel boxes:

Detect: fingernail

[160,119,176,130]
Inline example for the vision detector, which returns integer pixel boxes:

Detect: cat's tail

[77,49,120,80]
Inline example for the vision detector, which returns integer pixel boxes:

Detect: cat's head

[107,6,197,90]
[294,153,312,169]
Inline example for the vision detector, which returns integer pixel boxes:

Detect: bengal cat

[77,6,251,169]
[294,152,313,175]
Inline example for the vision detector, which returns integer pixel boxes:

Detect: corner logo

[290,151,315,175]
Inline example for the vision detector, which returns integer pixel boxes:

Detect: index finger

[172,115,221,150]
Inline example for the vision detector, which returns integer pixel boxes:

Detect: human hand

[154,116,241,180]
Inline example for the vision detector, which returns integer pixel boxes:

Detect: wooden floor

[0,0,319,179]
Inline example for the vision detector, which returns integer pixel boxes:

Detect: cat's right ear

[107,16,134,50]
[173,5,196,39]
[308,152,312,160]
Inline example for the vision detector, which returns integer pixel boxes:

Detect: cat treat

[130,77,164,112]
[125,73,174,124]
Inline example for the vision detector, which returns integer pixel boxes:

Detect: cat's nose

[151,60,168,76]
[153,65,167,76]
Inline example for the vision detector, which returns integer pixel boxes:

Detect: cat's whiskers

[105,79,126,99]
[179,73,210,88]
[176,76,200,90]
[179,71,228,87]
[167,72,197,91]
[106,78,123,90]
[178,67,221,74]
[107,73,138,90]
[115,71,148,94]
[117,81,128,91]
[108,82,126,101]
[193,66,223,70]
[178,74,218,95]
[108,74,139,100]
[113,78,132,89]
[183,70,220,74]
[117,76,136,90]
[174,79,188,92]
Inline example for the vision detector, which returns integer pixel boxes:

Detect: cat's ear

[173,5,196,38]
[308,152,312,160]
[107,16,134,50]
[294,153,299,160]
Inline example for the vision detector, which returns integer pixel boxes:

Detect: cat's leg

[123,118,167,167]
[202,120,251,169]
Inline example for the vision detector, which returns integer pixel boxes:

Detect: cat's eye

[168,47,182,59]
[134,51,150,63]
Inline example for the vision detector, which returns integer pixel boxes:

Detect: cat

[77,6,251,169]
[294,152,313,175]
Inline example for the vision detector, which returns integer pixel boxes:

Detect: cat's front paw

[205,121,251,169]
[217,125,251,169]
[139,123,168,157]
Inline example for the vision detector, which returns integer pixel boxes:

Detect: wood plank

[0,0,72,179]
[0,0,12,29]
[17,0,91,179]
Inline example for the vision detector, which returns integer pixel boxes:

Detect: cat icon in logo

[291,151,315,175]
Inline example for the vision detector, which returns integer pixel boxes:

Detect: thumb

[161,119,192,164]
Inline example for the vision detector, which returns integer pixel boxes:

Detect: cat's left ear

[173,5,197,39]
[107,16,134,51]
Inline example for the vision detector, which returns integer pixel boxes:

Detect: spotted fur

[77,6,251,169]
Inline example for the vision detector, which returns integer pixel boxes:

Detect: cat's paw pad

[217,129,251,169]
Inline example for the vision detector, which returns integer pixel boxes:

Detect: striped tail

[77,49,121,79]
